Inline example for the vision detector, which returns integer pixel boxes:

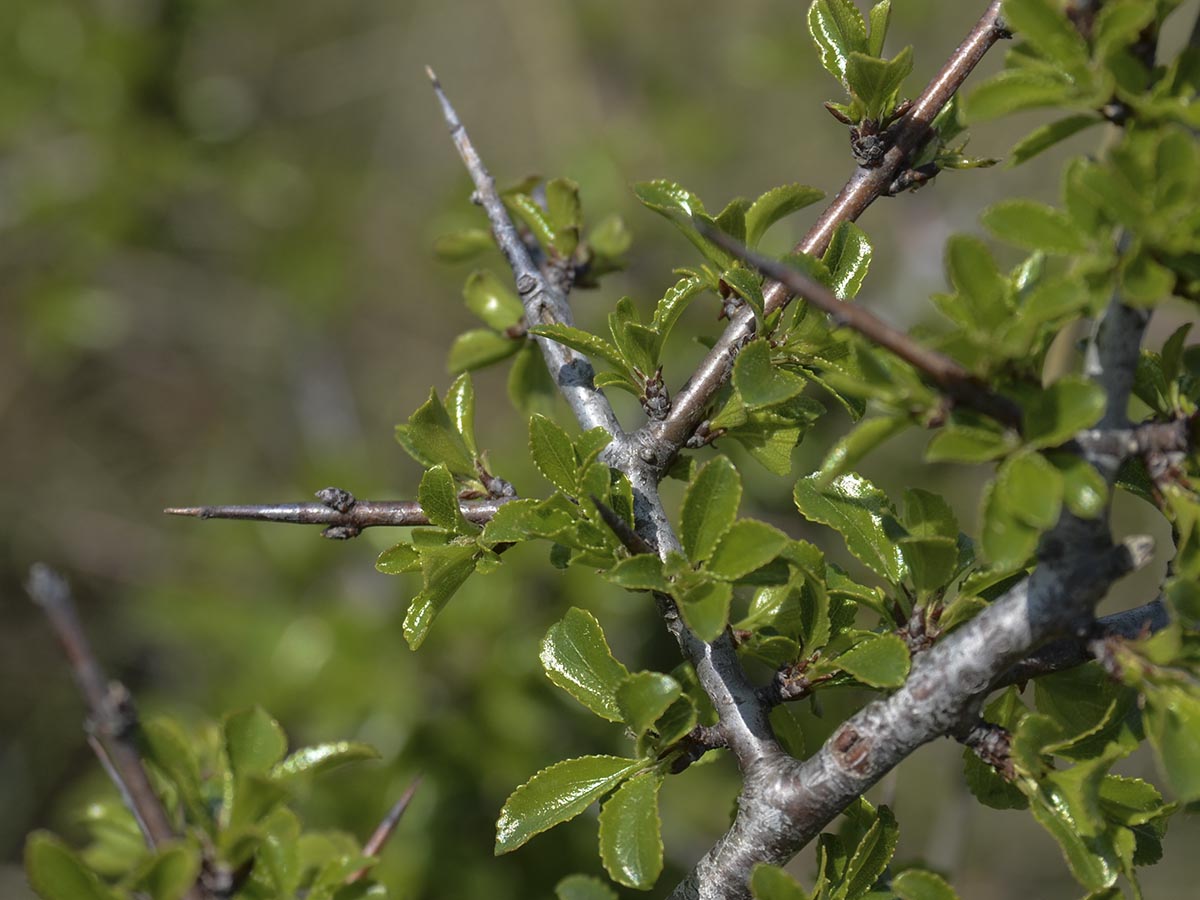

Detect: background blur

[2,1,1197,897]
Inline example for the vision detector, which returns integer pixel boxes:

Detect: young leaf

[597,772,665,890]
[403,541,480,649]
[1142,684,1200,802]
[965,69,1075,122]
[867,1,892,58]
[1024,377,1107,448]
[540,608,630,723]
[892,869,961,900]
[1008,115,1101,167]
[678,579,734,642]
[545,177,582,256]
[616,672,682,737]
[419,465,473,533]
[632,180,731,268]
[744,183,825,248]
[25,832,121,900]
[926,423,1019,463]
[823,221,873,300]
[980,479,1040,573]
[1003,0,1090,80]
[818,415,907,482]
[845,46,913,121]
[270,742,380,780]
[733,341,807,410]
[834,634,910,688]
[445,373,478,455]
[556,875,618,900]
[651,275,708,351]
[398,388,476,477]
[751,863,812,900]
[433,228,494,262]
[131,844,202,900]
[982,200,1091,254]
[707,519,790,581]
[495,756,646,854]
[225,706,288,776]
[840,803,899,898]
[681,456,742,563]
[448,329,522,373]
[463,270,524,330]
[528,323,630,374]
[793,473,906,584]
[808,0,869,84]
[945,235,1011,332]
[529,414,580,496]
[722,266,767,323]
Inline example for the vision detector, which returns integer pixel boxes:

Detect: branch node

[316,486,357,514]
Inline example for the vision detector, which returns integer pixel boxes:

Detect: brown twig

[25,565,208,900]
[645,1,1008,458]
[702,226,1024,430]
[165,488,512,539]
[346,775,423,884]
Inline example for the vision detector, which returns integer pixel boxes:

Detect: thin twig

[25,565,208,900]
[346,775,423,884]
[702,226,1024,430]
[644,1,1008,459]
[165,488,512,539]
[426,66,622,438]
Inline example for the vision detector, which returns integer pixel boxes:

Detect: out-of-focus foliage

[5,1,1200,899]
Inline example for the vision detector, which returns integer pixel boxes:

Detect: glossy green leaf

[734,341,807,410]
[823,221,873,300]
[528,323,629,373]
[997,450,1064,530]
[1025,377,1107,448]
[651,275,708,349]
[270,742,380,780]
[616,672,681,737]
[556,874,618,900]
[902,488,958,539]
[1143,684,1200,802]
[793,473,906,584]
[419,465,472,533]
[681,456,742,563]
[678,579,734,642]
[845,46,913,121]
[723,266,767,323]
[818,415,907,482]
[632,180,730,268]
[982,200,1090,254]
[545,177,582,255]
[433,228,494,262]
[505,191,559,253]
[463,270,524,330]
[834,634,909,688]
[540,608,630,723]
[707,519,790,581]
[714,196,749,244]
[1003,0,1089,78]
[808,0,869,83]
[225,706,287,776]
[448,329,522,373]
[604,554,669,592]
[867,1,892,58]
[1027,791,1119,891]
[397,388,476,477]
[1008,115,1100,167]
[402,541,479,649]
[508,340,558,415]
[445,373,477,455]
[745,183,824,248]
[529,414,579,496]
[965,69,1075,122]
[750,863,812,900]
[598,772,665,889]
[839,804,898,898]
[26,832,121,900]
[495,755,645,854]
[892,869,960,900]
[926,423,1019,462]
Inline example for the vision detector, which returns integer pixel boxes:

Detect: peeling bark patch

[831,726,871,774]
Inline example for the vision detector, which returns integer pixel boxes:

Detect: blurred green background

[2,1,1196,897]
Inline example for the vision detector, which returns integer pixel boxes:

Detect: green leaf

[980,478,1040,572]
[26,831,121,900]
[588,214,633,260]
[556,874,618,900]
[926,423,1019,462]
[540,608,630,723]
[902,488,958,539]
[225,706,287,776]
[899,535,959,597]
[818,415,907,482]
[1008,115,1100,167]
[529,414,580,496]
[141,716,206,825]
[651,275,708,350]
[508,340,558,415]
[270,742,380,780]
[597,772,665,890]
[834,634,910,688]
[707,519,790,581]
[545,177,582,255]
[528,323,630,374]
[1027,791,1119,891]
[845,46,913,121]
[448,329,522,373]
[892,869,960,900]
[398,388,476,477]
[965,69,1075,122]
[1025,377,1107,448]
[445,373,477,456]
[751,863,812,900]
[982,200,1090,254]
[723,266,767,323]
[1143,684,1200,802]
[808,0,869,83]
[131,843,202,900]
[632,180,730,268]
[495,755,645,854]
[463,270,524,330]
[505,191,559,254]
[793,473,906,584]
[945,235,1010,332]
[1049,453,1108,519]
[1003,0,1090,79]
[681,456,742,563]
[678,579,734,642]
[839,804,899,899]
[965,689,1029,810]
[733,341,807,410]
[402,541,480,649]
[605,554,670,592]
[867,1,892,58]
[419,465,473,533]
[617,672,682,737]
[433,228,494,262]
[996,450,1064,530]
[745,183,825,248]
[714,196,750,244]
[823,221,873,300]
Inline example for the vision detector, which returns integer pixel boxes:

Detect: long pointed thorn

[426,65,461,133]
[163,507,204,517]
[346,775,424,884]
